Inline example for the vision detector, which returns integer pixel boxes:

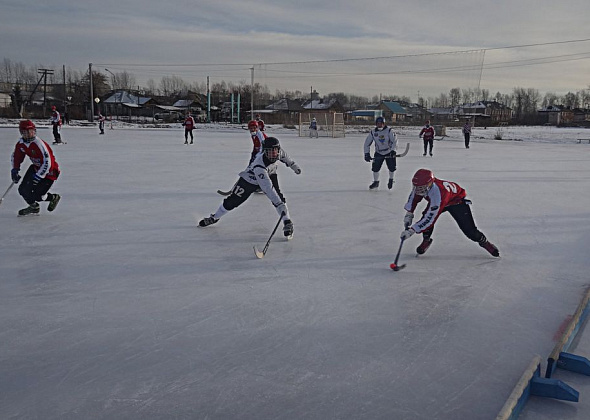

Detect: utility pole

[62,65,66,117]
[89,63,94,122]
[207,76,210,123]
[250,66,254,120]
[38,68,54,118]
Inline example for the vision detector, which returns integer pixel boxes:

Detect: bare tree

[449,88,461,106]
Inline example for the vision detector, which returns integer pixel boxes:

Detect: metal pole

[250,66,254,120]
[207,76,210,123]
[89,63,94,122]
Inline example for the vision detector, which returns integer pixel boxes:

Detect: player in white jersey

[199,137,301,238]
[364,116,398,190]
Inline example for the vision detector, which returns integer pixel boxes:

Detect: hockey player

[98,113,106,134]
[183,112,196,144]
[248,119,267,163]
[400,169,499,257]
[255,114,265,131]
[419,120,435,156]
[462,119,472,149]
[50,105,63,144]
[363,116,398,190]
[199,137,301,238]
[11,120,61,216]
[309,118,318,138]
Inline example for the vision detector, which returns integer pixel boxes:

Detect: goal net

[299,112,345,138]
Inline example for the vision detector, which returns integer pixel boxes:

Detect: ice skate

[18,202,40,216]
[369,181,380,190]
[480,240,500,257]
[47,194,61,212]
[416,237,433,255]
[283,219,294,239]
[388,179,394,190]
[198,215,219,227]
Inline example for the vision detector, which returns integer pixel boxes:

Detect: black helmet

[262,137,280,162]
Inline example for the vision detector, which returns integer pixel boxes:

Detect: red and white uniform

[419,124,435,141]
[183,115,195,130]
[404,178,466,233]
[50,110,62,127]
[11,137,60,181]
[251,129,267,155]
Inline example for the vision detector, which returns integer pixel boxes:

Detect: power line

[95,38,590,68]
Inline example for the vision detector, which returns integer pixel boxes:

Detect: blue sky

[2,0,589,99]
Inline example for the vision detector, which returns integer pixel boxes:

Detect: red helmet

[19,120,36,131]
[248,120,258,130]
[412,169,435,195]
[51,105,57,111]
[19,120,36,141]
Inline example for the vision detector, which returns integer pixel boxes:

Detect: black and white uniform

[266,149,300,203]
[213,152,292,222]
[363,126,398,181]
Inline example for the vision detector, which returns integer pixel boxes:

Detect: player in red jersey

[11,120,61,216]
[400,169,499,257]
[248,119,267,163]
[419,120,435,156]
[182,112,196,144]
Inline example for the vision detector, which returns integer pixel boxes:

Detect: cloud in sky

[2,0,589,99]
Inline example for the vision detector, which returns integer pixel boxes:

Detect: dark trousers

[421,201,486,244]
[464,133,470,148]
[18,165,55,205]
[52,124,61,142]
[371,152,396,173]
[423,138,433,154]
[222,178,260,211]
[185,129,193,142]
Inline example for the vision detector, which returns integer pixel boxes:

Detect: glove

[364,153,371,162]
[291,164,301,175]
[32,174,42,185]
[400,228,415,240]
[11,168,21,183]
[403,212,414,229]
[275,202,288,217]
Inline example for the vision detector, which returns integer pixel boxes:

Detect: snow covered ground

[1,122,590,419]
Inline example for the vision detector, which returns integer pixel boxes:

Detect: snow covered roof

[103,91,151,106]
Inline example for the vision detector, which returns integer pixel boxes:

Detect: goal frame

[299,112,345,138]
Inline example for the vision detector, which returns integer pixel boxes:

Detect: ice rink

[1,122,590,419]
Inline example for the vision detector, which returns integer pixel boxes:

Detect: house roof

[265,98,304,112]
[302,98,340,110]
[380,101,407,114]
[103,91,151,106]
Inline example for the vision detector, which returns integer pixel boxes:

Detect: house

[377,101,408,123]
[538,105,574,125]
[428,107,458,122]
[460,101,512,123]
[302,98,345,114]
[261,98,304,125]
[398,101,430,123]
[101,90,154,119]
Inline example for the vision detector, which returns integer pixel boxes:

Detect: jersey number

[232,185,245,197]
[442,182,458,193]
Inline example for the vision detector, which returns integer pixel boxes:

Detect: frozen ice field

[1,122,590,419]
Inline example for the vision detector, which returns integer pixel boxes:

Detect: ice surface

[1,122,590,419]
